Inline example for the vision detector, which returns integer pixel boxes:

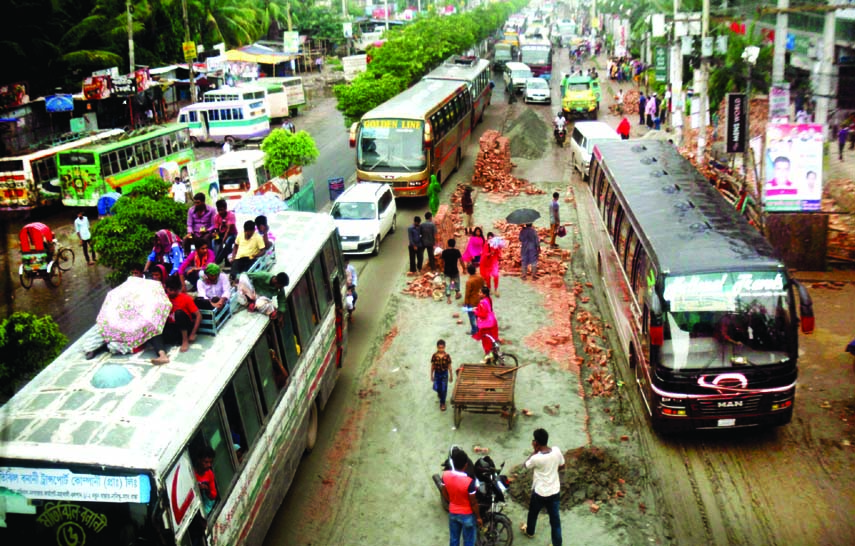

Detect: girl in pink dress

[461,226,485,268]
[480,232,502,297]
[472,286,499,356]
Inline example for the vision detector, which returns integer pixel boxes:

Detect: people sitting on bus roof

[186,192,217,254]
[192,445,219,516]
[178,238,216,291]
[213,199,237,265]
[230,220,267,280]
[195,263,231,311]
[236,271,290,325]
[149,275,202,362]
[254,215,275,252]
[144,229,184,276]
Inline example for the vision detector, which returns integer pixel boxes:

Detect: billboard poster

[83,75,112,100]
[726,93,746,153]
[769,82,790,124]
[134,68,152,93]
[0,82,29,109]
[763,123,823,212]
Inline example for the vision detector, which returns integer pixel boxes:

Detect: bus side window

[290,275,320,344]
[310,255,332,312]
[254,327,289,413]
[190,403,237,507]
[222,360,262,463]
[277,302,301,368]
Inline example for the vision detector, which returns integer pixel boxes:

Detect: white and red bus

[0,211,348,546]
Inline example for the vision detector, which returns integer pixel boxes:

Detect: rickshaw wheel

[57,248,75,271]
[46,263,61,287]
[20,271,33,289]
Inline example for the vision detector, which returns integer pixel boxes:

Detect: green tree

[93,177,187,285]
[708,24,772,112]
[0,312,67,396]
[261,128,320,177]
[333,72,407,124]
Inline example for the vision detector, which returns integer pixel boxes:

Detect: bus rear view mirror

[793,281,815,334]
[349,122,358,148]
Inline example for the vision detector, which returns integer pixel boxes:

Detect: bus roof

[215,149,265,168]
[55,124,185,155]
[592,140,782,277]
[361,79,468,121]
[205,85,266,95]
[423,57,490,84]
[180,100,256,111]
[0,211,337,475]
[0,129,126,162]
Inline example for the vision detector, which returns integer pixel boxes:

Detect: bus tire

[305,400,319,454]
[390,214,397,234]
[225,136,236,145]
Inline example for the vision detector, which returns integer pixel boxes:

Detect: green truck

[561,75,601,120]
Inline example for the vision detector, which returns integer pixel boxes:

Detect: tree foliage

[708,24,772,111]
[333,1,524,123]
[92,177,187,285]
[261,129,320,177]
[0,312,67,396]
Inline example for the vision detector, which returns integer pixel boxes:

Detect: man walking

[421,211,438,270]
[74,211,96,265]
[838,125,849,161]
[408,216,424,275]
[440,448,482,546]
[519,428,565,545]
[638,92,647,126]
[548,192,560,249]
[519,223,539,280]
[464,264,484,334]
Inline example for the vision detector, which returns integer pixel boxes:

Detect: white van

[570,121,621,179]
[503,62,533,93]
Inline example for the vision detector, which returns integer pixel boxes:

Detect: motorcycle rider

[553,112,566,145]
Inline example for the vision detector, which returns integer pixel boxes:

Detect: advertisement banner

[83,75,112,100]
[0,82,29,109]
[0,466,151,503]
[655,47,668,82]
[134,68,152,93]
[769,82,790,124]
[112,75,135,96]
[763,124,823,212]
[182,41,196,62]
[283,31,300,55]
[726,93,747,153]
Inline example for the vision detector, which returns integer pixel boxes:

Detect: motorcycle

[554,125,566,147]
[432,447,513,546]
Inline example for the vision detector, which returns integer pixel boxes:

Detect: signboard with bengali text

[0,466,151,503]
[726,93,747,153]
[763,123,823,212]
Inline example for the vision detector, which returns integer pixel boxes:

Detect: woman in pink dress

[472,286,499,357]
[480,232,502,297]
[461,226,485,268]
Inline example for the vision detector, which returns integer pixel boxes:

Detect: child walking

[430,339,454,411]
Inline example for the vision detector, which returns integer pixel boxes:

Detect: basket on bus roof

[20,222,55,252]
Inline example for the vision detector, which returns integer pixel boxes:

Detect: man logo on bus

[717,400,744,408]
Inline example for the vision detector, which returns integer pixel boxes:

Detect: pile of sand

[504,108,550,160]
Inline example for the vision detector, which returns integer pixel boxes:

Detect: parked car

[330,182,397,255]
[524,78,551,104]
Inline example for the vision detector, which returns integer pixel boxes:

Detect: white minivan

[570,121,622,179]
[503,62,533,94]
[330,182,397,255]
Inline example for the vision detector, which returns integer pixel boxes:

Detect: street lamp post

[742,46,760,215]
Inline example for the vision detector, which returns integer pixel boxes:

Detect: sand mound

[504,108,550,160]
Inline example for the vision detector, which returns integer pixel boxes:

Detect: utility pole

[181,0,196,104]
[696,0,710,163]
[815,9,836,127]
[126,0,135,74]
[671,0,683,146]
[772,0,788,84]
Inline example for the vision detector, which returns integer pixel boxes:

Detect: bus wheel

[305,401,319,454]
[225,136,235,145]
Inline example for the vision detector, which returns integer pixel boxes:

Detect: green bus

[58,124,195,207]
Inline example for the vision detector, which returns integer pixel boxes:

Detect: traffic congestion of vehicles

[2,2,855,546]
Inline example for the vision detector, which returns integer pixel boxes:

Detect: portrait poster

[763,123,823,212]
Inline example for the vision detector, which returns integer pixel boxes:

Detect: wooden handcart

[450,363,517,430]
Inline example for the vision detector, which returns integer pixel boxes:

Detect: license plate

[717,418,736,427]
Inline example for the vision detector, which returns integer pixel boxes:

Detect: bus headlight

[408,180,424,187]
[659,398,688,417]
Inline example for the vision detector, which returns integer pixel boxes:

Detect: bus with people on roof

[0,211,348,546]
[350,78,473,198]
[583,140,815,433]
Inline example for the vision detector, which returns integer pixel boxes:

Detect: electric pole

[815,9,836,127]
[696,0,710,163]
[181,0,196,104]
[772,0,788,84]
[127,0,135,74]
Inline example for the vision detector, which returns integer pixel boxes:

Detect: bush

[0,312,67,396]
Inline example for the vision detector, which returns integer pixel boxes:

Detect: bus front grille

[693,395,763,416]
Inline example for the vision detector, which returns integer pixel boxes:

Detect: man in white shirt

[520,428,565,545]
[74,211,96,265]
[172,177,187,204]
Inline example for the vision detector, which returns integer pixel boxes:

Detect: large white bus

[0,129,124,210]
[0,211,348,546]
[257,77,306,119]
[424,56,493,125]
[178,97,271,144]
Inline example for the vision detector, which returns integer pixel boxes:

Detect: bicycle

[482,333,519,368]
[54,240,76,272]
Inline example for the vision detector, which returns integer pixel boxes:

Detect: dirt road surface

[263,50,855,546]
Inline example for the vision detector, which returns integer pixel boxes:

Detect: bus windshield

[357,120,425,172]
[521,47,551,65]
[661,271,793,369]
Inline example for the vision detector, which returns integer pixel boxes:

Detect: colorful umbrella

[233,192,289,216]
[96,277,170,354]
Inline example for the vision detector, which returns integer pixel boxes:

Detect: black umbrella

[505,208,541,225]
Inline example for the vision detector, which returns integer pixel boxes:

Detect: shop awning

[225,46,298,65]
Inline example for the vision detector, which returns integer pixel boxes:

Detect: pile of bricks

[471,130,545,196]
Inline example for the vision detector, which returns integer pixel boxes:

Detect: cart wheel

[499,352,519,368]
[20,271,33,290]
[57,247,75,271]
[46,263,61,287]
[454,406,462,428]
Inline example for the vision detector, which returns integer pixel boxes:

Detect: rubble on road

[470,130,545,195]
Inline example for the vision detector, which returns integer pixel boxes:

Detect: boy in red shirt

[441,448,482,546]
[150,275,202,364]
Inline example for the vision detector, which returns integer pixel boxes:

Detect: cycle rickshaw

[18,222,75,288]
